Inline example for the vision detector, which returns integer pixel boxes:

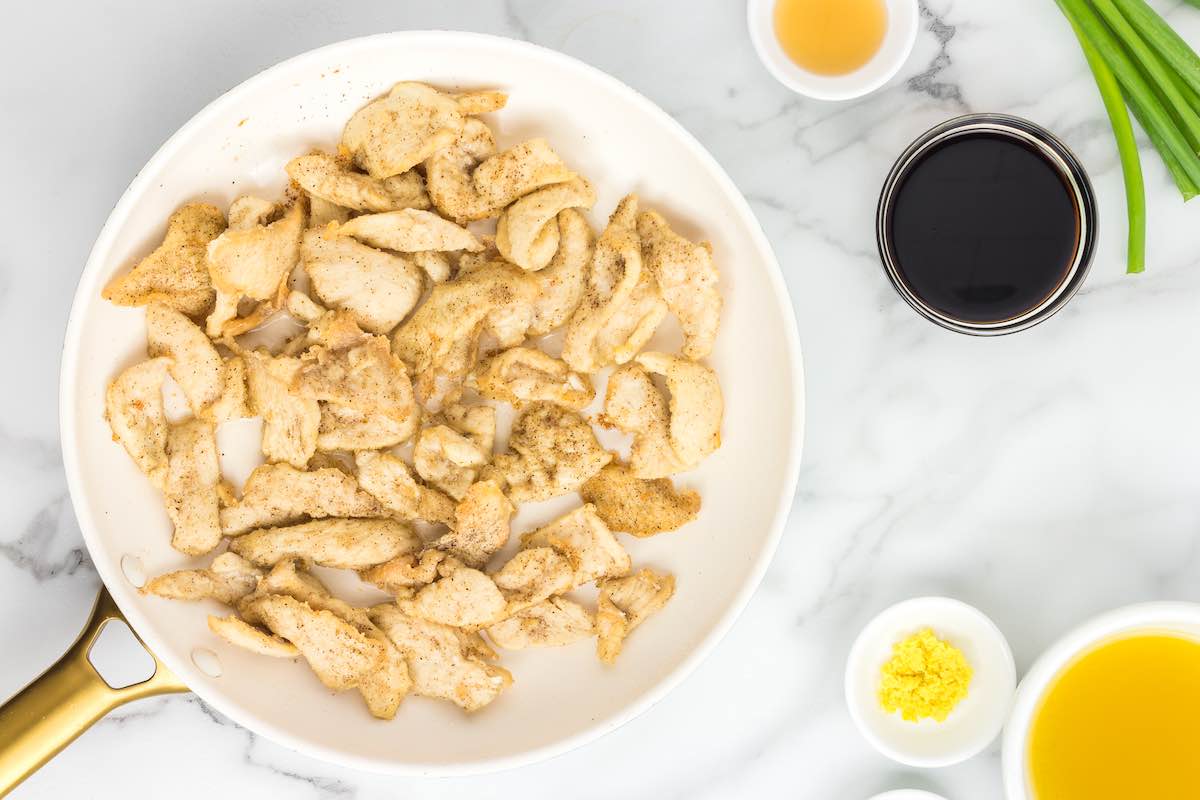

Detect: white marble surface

[4,0,1200,797]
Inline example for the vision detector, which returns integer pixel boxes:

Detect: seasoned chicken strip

[596,568,676,664]
[519,504,631,588]
[230,518,421,570]
[563,195,666,372]
[637,210,721,360]
[334,208,483,253]
[473,347,593,411]
[206,356,251,425]
[301,229,424,335]
[146,304,224,414]
[354,450,456,525]
[163,418,222,555]
[286,151,429,212]
[430,480,514,568]
[413,425,489,501]
[246,594,385,692]
[495,177,596,271]
[143,552,261,605]
[490,546,573,614]
[105,357,171,488]
[244,351,320,469]
[528,209,594,336]
[361,550,462,594]
[220,463,382,535]
[487,402,611,503]
[487,598,594,650]
[102,203,225,317]
[580,462,700,537]
[370,602,512,712]
[410,567,507,628]
[208,615,299,658]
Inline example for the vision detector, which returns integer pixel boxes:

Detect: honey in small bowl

[773,0,888,76]
[1028,632,1200,799]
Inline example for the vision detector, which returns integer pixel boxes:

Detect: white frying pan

[0,31,804,791]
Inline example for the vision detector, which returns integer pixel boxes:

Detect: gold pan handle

[0,587,189,797]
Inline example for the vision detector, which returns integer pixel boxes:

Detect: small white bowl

[845,597,1016,768]
[747,0,919,101]
[869,792,949,800]
[1001,602,1200,799]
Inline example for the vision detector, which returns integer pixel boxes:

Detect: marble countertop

[5,0,1200,797]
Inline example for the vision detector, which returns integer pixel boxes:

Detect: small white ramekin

[1001,602,1200,799]
[845,597,1016,768]
[747,0,919,101]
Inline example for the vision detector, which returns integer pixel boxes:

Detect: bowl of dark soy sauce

[877,114,1097,335]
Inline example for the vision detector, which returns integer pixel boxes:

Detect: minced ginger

[879,627,972,722]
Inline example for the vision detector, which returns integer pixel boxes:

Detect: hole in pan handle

[0,587,190,797]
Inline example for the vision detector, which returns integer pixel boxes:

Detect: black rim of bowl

[876,113,1098,336]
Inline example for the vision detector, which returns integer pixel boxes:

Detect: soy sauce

[886,132,1081,324]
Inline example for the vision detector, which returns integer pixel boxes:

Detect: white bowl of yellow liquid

[747,0,918,101]
[1002,602,1200,799]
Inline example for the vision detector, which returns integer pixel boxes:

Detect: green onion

[1090,0,1200,151]
[1109,0,1200,97]
[1062,7,1147,272]
[1127,92,1200,199]
[1057,0,1200,187]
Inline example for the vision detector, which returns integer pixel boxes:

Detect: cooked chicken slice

[227,196,279,230]
[596,568,676,664]
[495,178,596,271]
[235,558,409,716]
[286,288,327,324]
[473,139,576,212]
[296,335,417,444]
[487,403,611,503]
[409,567,507,628]
[286,151,429,212]
[490,547,573,614]
[637,210,721,360]
[409,251,451,283]
[206,197,306,337]
[309,195,352,227]
[316,404,413,451]
[341,82,504,178]
[206,357,251,424]
[143,552,262,604]
[427,126,575,223]
[354,450,456,525]
[102,203,225,317]
[370,602,512,712]
[604,352,722,478]
[247,594,385,692]
[208,615,299,658]
[519,504,631,587]
[393,261,539,402]
[452,89,508,115]
[105,357,170,487]
[163,418,222,555]
[334,209,482,254]
[487,598,595,650]
[473,347,593,411]
[230,518,420,570]
[413,425,488,501]
[580,462,700,537]
[244,351,320,469]
[301,229,424,335]
[528,209,594,336]
[220,463,382,535]
[361,549,462,594]
[563,195,667,372]
[146,304,223,414]
[237,558,329,621]
[440,403,496,454]
[431,480,514,568]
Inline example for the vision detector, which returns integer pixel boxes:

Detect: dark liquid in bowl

[886,132,1080,324]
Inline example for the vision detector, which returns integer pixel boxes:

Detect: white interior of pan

[60,32,804,775]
